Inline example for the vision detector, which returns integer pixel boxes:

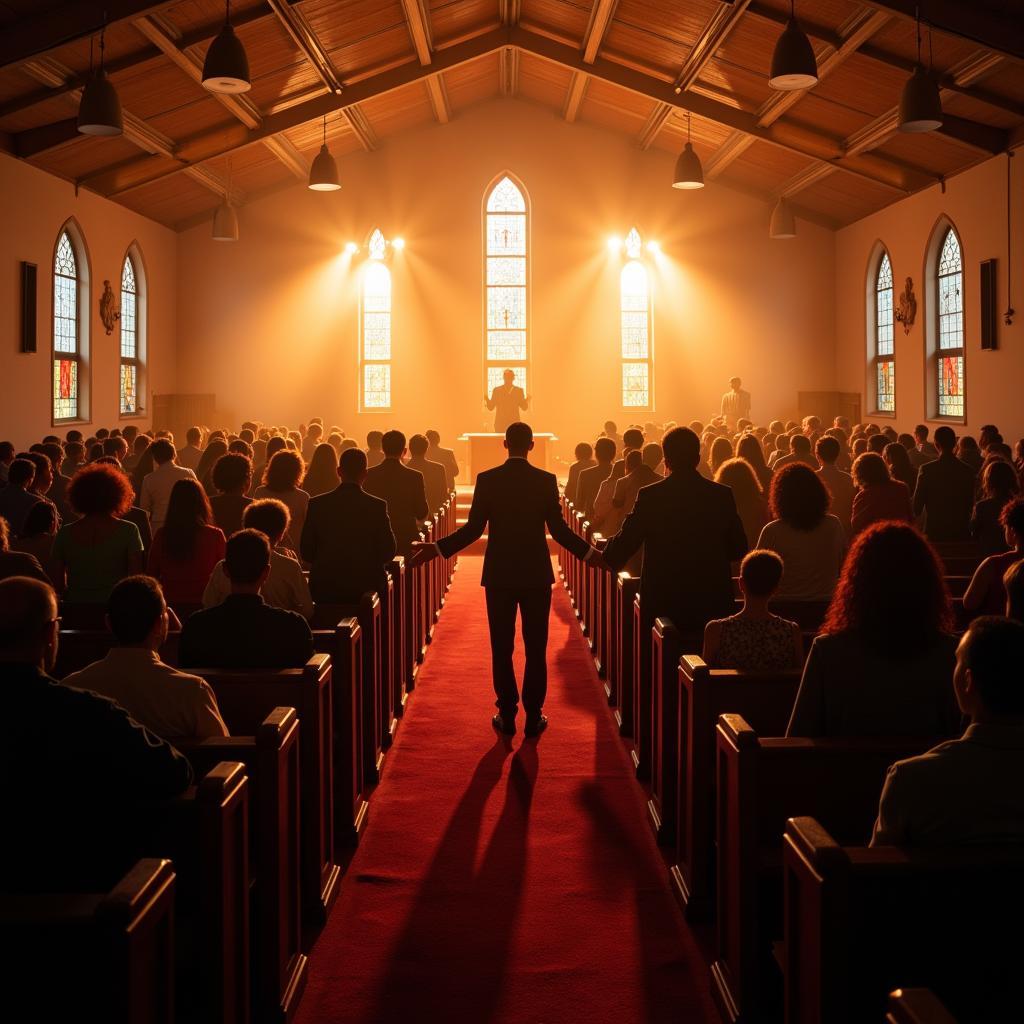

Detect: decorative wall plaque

[894,275,917,334]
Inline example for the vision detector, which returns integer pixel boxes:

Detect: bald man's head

[0,577,59,670]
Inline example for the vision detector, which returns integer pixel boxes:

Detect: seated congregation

[3,411,1023,1023]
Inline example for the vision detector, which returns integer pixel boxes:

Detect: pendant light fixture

[898,7,942,132]
[671,111,704,190]
[769,199,796,239]
[308,115,341,191]
[78,24,123,136]
[769,0,818,91]
[203,0,251,94]
[212,158,239,242]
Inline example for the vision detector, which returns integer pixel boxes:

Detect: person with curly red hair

[786,521,961,738]
[52,462,144,606]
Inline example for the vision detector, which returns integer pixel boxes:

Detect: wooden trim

[563,72,588,123]
[267,0,344,94]
[638,102,673,150]
[672,0,751,94]
[425,73,451,124]
[399,0,434,67]
[582,0,620,65]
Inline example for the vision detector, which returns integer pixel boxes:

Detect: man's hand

[584,547,610,572]
[408,541,440,569]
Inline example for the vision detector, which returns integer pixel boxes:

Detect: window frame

[482,172,530,402]
[119,244,146,419]
[619,228,654,410]
[924,219,967,424]
[358,228,393,413]
[51,220,90,426]
[867,245,895,418]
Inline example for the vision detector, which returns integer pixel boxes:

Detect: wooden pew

[0,858,176,1024]
[784,817,1024,1024]
[387,556,408,717]
[887,989,959,1024]
[589,534,610,678]
[712,716,936,1023]
[613,574,641,734]
[196,657,341,927]
[670,657,801,921]
[180,708,306,1023]
[631,592,649,778]
[648,617,682,842]
[312,616,368,844]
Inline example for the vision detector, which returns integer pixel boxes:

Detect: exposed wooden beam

[724,177,842,231]
[266,0,344,93]
[499,0,522,27]
[672,0,751,94]
[261,135,309,180]
[77,28,513,197]
[399,0,434,66]
[774,161,836,199]
[563,72,589,123]
[342,106,378,152]
[183,164,245,205]
[0,0,178,72]
[500,46,520,97]
[425,73,451,123]
[511,27,938,195]
[638,102,673,149]
[582,0,620,64]
[857,0,1024,63]
[704,132,754,178]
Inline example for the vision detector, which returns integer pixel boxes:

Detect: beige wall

[176,99,836,460]
[835,152,1023,441]
[0,152,178,448]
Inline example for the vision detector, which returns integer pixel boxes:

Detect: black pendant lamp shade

[898,10,942,132]
[203,1,251,94]
[672,110,705,189]
[769,2,818,91]
[78,26,122,136]
[308,116,341,191]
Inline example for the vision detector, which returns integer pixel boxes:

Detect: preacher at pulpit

[485,369,530,431]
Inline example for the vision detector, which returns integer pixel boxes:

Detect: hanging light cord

[686,110,691,144]
[1007,152,1016,326]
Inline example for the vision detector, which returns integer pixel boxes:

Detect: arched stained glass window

[936,228,964,418]
[53,229,81,422]
[484,174,528,396]
[620,228,652,408]
[360,228,392,410]
[873,251,894,414]
[120,254,139,415]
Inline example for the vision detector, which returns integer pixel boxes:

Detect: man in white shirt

[872,617,1024,847]
[63,575,228,742]
[485,368,529,432]
[139,439,197,533]
[176,427,204,472]
[203,498,313,619]
[720,376,751,430]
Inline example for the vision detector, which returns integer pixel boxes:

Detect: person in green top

[53,462,144,606]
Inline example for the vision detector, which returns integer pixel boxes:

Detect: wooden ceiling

[1,0,1022,230]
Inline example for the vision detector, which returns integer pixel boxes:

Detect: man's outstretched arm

[411,481,488,566]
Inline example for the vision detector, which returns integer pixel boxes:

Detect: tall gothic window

[120,254,140,415]
[484,174,528,396]
[873,250,895,414]
[53,228,82,423]
[620,228,652,408]
[935,228,964,418]
[360,228,392,410]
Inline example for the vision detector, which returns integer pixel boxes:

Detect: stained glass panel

[55,232,76,277]
[876,253,893,357]
[487,331,527,361]
[363,364,391,408]
[938,355,964,417]
[53,358,78,421]
[622,363,649,408]
[54,266,77,354]
[876,360,894,413]
[120,363,137,415]
[369,228,387,261]
[486,215,525,256]
[121,259,137,360]
[486,257,526,286]
[487,286,526,330]
[625,228,643,260]
[488,366,526,393]
[486,176,526,212]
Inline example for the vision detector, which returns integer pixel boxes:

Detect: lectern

[458,432,558,482]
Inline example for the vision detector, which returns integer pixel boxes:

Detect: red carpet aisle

[295,556,717,1024]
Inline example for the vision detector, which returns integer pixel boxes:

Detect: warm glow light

[607,236,622,253]
[646,240,661,254]
[344,241,358,255]
[391,237,405,251]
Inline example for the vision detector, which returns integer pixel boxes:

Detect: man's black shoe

[524,715,548,737]
[492,713,516,735]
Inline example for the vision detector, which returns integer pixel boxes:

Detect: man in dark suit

[365,430,429,556]
[575,436,616,519]
[300,447,396,604]
[411,422,595,736]
[912,425,977,542]
[564,442,595,506]
[485,368,529,432]
[425,429,459,491]
[179,530,313,669]
[407,433,448,514]
[603,426,748,649]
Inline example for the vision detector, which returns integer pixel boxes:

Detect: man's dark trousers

[484,586,552,719]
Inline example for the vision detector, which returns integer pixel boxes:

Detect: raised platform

[453,485,559,555]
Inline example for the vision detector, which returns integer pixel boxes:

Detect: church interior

[1,1,1023,1022]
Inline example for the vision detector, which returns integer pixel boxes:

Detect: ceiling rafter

[266,0,343,93]
[425,73,451,123]
[563,72,589,123]
[638,103,673,150]
[343,105,378,151]
[773,161,837,200]
[582,0,620,65]
[76,28,514,198]
[672,0,752,94]
[499,0,522,27]
[399,0,434,66]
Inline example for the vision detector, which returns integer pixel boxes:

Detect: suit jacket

[603,469,748,631]
[426,444,459,490]
[575,462,613,519]
[564,458,596,506]
[364,458,429,555]
[300,482,396,604]
[408,456,448,514]
[436,457,589,589]
[487,385,527,432]
[178,594,314,670]
[912,454,977,542]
